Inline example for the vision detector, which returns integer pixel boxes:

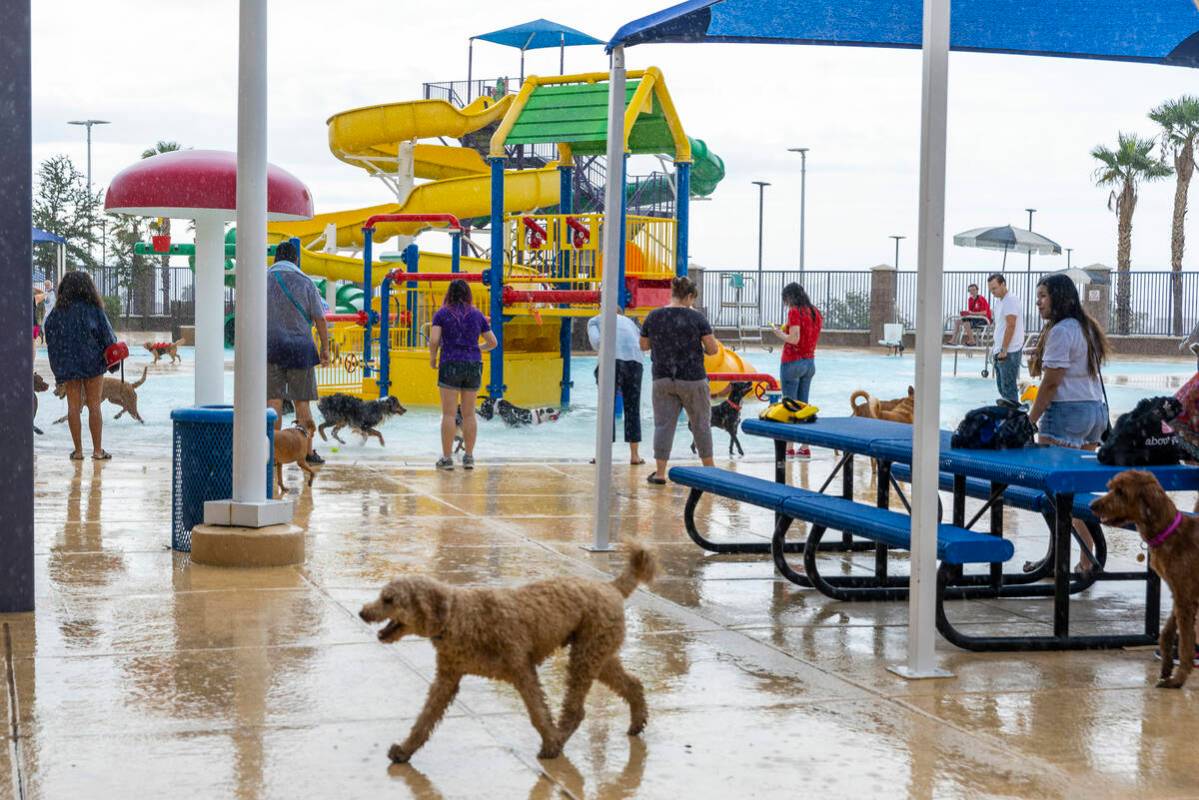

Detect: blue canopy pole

[676,162,691,276]
[488,157,506,400]
[467,39,474,102]
[891,0,954,681]
[590,47,626,552]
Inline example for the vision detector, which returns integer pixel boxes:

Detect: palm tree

[1091,133,1173,335]
[140,141,184,315]
[1150,96,1199,336]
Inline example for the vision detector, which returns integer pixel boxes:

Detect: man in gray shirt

[267,240,329,464]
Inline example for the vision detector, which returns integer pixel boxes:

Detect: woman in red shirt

[770,282,823,458]
[947,283,992,346]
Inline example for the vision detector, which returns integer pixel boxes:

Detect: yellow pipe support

[622,72,658,156]
[488,76,541,159]
[643,67,692,163]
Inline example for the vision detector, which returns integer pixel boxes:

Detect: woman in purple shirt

[429,279,497,470]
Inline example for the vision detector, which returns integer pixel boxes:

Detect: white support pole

[232,0,270,505]
[890,0,953,680]
[589,46,626,553]
[193,215,226,405]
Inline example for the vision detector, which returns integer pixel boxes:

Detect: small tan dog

[274,420,316,494]
[33,372,49,435]
[1091,471,1199,689]
[144,339,183,365]
[850,386,915,424]
[359,544,657,764]
[53,366,148,424]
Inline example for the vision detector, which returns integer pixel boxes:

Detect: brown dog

[1091,471,1199,689]
[53,366,149,424]
[33,372,49,435]
[359,544,657,764]
[144,339,183,365]
[850,386,915,424]
[274,420,316,494]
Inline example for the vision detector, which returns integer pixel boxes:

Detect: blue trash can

[171,405,277,552]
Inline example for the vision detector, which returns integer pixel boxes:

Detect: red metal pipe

[521,216,547,237]
[361,213,463,232]
[501,287,600,305]
[324,310,411,326]
[707,372,781,390]
[385,270,483,283]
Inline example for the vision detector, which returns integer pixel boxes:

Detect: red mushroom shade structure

[105,150,313,405]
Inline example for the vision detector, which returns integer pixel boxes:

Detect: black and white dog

[317,394,406,447]
[693,381,753,457]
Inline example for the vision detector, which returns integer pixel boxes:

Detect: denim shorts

[438,360,483,391]
[1039,400,1108,447]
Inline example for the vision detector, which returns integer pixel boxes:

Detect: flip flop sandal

[92,450,112,460]
[646,473,667,485]
[69,451,84,461]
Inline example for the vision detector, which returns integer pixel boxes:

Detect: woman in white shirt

[1026,272,1110,576]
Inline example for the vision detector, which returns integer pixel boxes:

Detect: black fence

[89,264,234,324]
[422,77,512,106]
[703,268,1198,336]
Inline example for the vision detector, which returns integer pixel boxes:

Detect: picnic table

[688,416,1199,651]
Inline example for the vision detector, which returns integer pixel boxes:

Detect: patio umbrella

[953,225,1061,268]
[469,19,602,92]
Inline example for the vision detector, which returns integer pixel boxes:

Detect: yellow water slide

[266,95,560,284]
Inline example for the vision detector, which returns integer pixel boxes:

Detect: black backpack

[1097,396,1182,466]
[951,403,1036,450]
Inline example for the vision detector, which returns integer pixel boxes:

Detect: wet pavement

[5,450,1199,799]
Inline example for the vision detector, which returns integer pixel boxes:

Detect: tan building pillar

[1082,264,1111,333]
[870,263,897,343]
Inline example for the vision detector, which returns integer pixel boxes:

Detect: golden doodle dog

[359,544,657,763]
[850,386,915,424]
[143,339,183,365]
[274,420,316,494]
[1090,471,1199,689]
[53,365,148,424]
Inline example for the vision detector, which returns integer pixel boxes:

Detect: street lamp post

[68,119,110,263]
[890,234,906,268]
[787,147,808,277]
[751,180,770,308]
[1025,207,1036,271]
[1066,247,1073,268]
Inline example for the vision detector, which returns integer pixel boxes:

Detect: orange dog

[274,420,316,494]
[850,386,915,424]
[1091,471,1199,689]
[144,339,183,365]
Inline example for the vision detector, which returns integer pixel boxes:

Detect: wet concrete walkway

[4,452,1198,799]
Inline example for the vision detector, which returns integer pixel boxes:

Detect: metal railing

[702,270,873,330]
[505,213,675,288]
[422,78,512,106]
[702,268,1198,337]
[89,264,234,322]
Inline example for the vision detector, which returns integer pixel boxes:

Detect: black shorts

[438,360,483,391]
[968,317,987,329]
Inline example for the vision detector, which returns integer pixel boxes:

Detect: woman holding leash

[640,276,720,485]
[43,271,117,460]
[770,282,823,460]
[429,279,497,471]
[1026,272,1110,577]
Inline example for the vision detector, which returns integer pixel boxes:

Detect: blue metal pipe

[378,274,392,398]
[559,164,574,407]
[403,244,419,349]
[676,162,690,277]
[362,228,374,378]
[488,157,506,399]
[450,230,461,273]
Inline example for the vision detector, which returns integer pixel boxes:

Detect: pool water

[32,346,1197,464]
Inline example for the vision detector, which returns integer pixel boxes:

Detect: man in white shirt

[987,272,1025,404]
[587,310,646,464]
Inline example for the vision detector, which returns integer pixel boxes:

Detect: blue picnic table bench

[670,416,1199,651]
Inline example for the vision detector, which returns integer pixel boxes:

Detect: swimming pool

[32,346,1197,464]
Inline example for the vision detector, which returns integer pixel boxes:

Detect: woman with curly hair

[43,271,117,460]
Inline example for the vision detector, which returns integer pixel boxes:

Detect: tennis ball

[331,447,340,453]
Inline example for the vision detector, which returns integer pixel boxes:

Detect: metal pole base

[887,663,954,680]
[580,544,618,553]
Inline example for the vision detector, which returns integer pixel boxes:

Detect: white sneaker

[435,457,454,471]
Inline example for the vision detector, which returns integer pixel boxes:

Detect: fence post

[691,266,706,312]
[870,263,897,344]
[1083,264,1112,334]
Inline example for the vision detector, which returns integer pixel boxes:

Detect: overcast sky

[31,1,1199,272]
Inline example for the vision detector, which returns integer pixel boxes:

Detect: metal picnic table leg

[875,460,891,579]
[989,481,1005,590]
[1053,491,1073,637]
[841,452,854,548]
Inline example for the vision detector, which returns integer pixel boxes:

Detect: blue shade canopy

[608,0,1199,67]
[474,19,602,51]
[32,227,65,244]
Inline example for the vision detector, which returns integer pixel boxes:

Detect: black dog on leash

[692,381,753,457]
[317,394,406,446]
